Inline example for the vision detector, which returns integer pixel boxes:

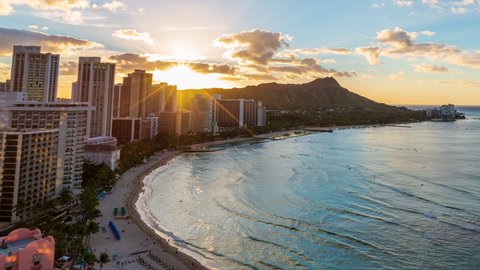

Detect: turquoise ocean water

[138,107,480,269]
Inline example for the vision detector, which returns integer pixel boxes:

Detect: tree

[82,251,97,270]
[12,199,26,223]
[98,253,110,270]
[79,187,99,221]
[84,221,99,246]
[59,189,74,207]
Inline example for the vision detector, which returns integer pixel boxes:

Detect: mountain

[180,77,386,109]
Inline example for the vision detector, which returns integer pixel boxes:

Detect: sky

[0,0,479,105]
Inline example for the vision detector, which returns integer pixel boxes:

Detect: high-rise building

[120,70,152,118]
[0,129,59,223]
[76,57,115,137]
[0,80,10,92]
[213,95,266,128]
[0,228,55,269]
[9,46,59,102]
[149,83,177,114]
[176,110,191,135]
[142,115,159,139]
[111,118,141,145]
[113,83,122,118]
[71,81,78,102]
[0,93,91,193]
[191,94,213,133]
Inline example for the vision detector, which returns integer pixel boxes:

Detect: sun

[152,64,233,89]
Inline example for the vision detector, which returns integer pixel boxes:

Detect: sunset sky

[0,0,479,105]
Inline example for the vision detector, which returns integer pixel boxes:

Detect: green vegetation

[99,252,110,270]
[267,107,428,130]
[82,161,116,190]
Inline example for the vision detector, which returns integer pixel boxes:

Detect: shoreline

[127,151,209,270]
[90,150,208,270]
[90,123,417,270]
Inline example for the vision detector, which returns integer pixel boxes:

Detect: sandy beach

[90,150,207,270]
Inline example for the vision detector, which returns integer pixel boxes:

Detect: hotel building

[0,228,55,270]
[9,46,59,102]
[0,129,59,224]
[191,94,213,133]
[75,57,115,137]
[213,95,266,129]
[149,83,177,114]
[0,92,91,194]
[113,83,122,118]
[111,118,141,145]
[84,144,120,171]
[0,81,10,92]
[120,70,153,118]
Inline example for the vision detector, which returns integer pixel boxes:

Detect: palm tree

[98,253,110,270]
[59,189,74,208]
[84,221,99,246]
[82,251,97,270]
[12,199,26,224]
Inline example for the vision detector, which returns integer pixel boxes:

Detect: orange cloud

[0,27,103,56]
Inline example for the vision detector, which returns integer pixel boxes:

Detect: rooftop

[0,237,35,256]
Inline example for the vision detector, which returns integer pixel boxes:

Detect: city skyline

[0,0,480,105]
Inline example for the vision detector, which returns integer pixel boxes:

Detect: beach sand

[90,150,207,270]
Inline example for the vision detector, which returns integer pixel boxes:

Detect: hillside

[180,77,386,109]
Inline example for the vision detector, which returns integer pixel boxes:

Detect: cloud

[356,47,382,65]
[389,71,405,80]
[0,1,14,15]
[28,25,49,31]
[60,61,78,75]
[414,63,448,73]
[101,0,127,12]
[112,29,154,45]
[215,29,289,65]
[421,0,478,13]
[422,0,438,4]
[0,27,103,56]
[189,63,235,75]
[372,3,386,8]
[1,0,89,23]
[358,27,480,70]
[439,79,480,87]
[0,63,9,81]
[278,48,351,58]
[214,29,355,82]
[108,53,236,75]
[393,0,414,7]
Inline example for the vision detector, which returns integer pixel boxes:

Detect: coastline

[128,152,209,270]
[90,150,208,270]
[89,123,413,270]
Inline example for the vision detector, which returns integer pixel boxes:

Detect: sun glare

[153,65,233,89]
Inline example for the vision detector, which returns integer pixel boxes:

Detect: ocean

[137,107,480,269]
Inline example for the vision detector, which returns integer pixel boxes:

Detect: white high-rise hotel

[0,46,91,226]
[9,46,59,102]
[73,57,116,138]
